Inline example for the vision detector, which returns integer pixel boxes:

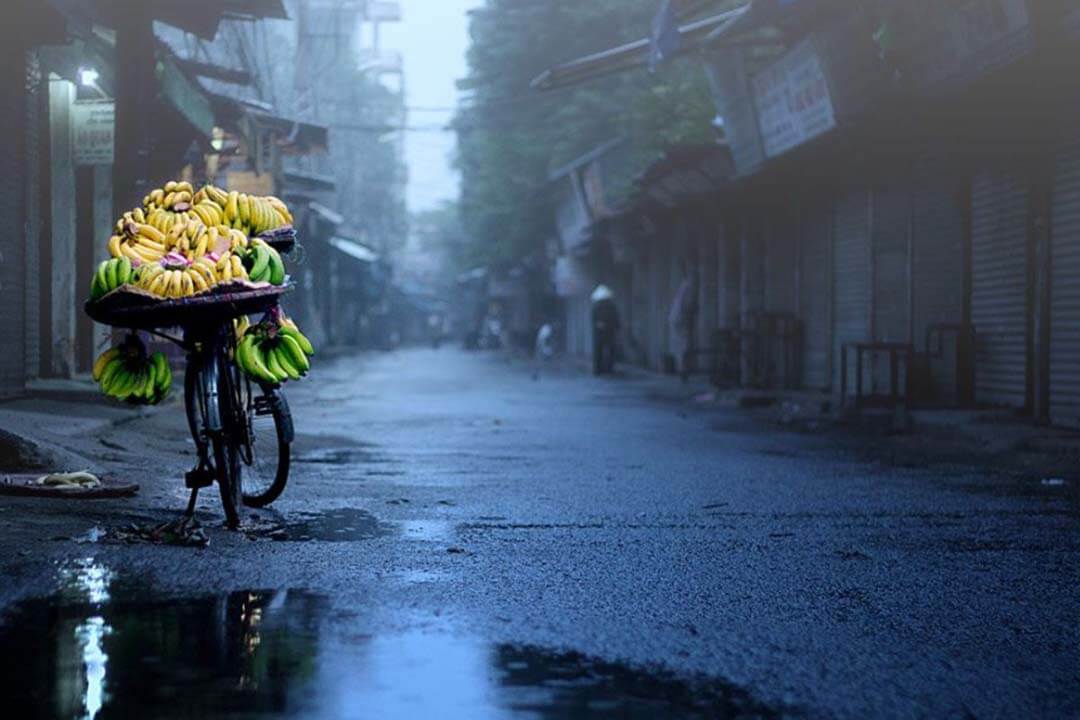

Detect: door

[1050,141,1080,426]
[970,172,1029,409]
[800,203,831,390]
[832,190,872,398]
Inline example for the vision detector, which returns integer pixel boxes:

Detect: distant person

[669,268,698,382]
[590,285,620,375]
[532,320,559,380]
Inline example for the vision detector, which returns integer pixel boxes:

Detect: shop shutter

[1050,141,1080,426]
[971,172,1029,408]
[832,190,872,397]
[0,42,27,396]
[765,210,797,313]
[23,51,41,382]
[800,203,831,390]
[911,166,965,401]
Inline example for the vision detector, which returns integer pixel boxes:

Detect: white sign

[366,1,402,22]
[72,101,115,165]
[751,38,836,159]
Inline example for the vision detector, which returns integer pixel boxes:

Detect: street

[0,348,1077,718]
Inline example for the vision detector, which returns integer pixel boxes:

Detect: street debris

[107,516,209,548]
[35,471,100,489]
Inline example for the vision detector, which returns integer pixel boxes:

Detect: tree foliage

[454,0,718,269]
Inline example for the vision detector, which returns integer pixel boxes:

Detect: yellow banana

[163,191,177,208]
[226,191,239,221]
[230,229,248,251]
[181,271,195,297]
[147,272,169,296]
[193,232,208,258]
[192,260,217,286]
[170,270,185,298]
[231,254,247,281]
[221,257,233,282]
[238,193,251,227]
[108,235,123,258]
[151,188,165,206]
[188,268,209,294]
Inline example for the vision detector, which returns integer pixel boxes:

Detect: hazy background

[384,0,482,214]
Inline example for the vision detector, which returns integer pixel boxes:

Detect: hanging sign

[751,38,836,159]
[72,100,115,165]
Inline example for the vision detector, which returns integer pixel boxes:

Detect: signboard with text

[751,38,836,159]
[72,101,114,165]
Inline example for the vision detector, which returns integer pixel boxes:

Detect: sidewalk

[0,378,164,474]
[553,350,1080,488]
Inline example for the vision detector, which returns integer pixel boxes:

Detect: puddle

[293,448,393,466]
[399,519,456,543]
[0,575,779,719]
[246,508,393,542]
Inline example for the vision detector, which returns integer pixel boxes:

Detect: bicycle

[181,315,293,528]
[87,282,295,528]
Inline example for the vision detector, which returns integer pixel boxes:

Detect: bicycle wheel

[212,349,245,528]
[240,380,292,508]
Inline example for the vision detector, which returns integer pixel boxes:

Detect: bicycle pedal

[185,467,214,489]
[253,395,275,416]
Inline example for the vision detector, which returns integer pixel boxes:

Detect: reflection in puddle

[0,583,776,719]
[399,519,456,543]
[247,508,394,542]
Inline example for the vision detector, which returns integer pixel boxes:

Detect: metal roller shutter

[832,190,871,397]
[872,190,912,396]
[0,40,27,396]
[911,165,965,401]
[765,211,797,313]
[800,203,831,390]
[23,51,41,383]
[1050,141,1080,426]
[971,172,1029,409]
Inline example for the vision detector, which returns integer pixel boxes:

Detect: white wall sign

[72,101,115,165]
[751,38,836,159]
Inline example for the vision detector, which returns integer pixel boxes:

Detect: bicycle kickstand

[185,488,199,517]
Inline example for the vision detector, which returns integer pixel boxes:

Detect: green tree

[454,0,719,268]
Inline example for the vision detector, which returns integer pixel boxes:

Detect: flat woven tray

[0,474,139,499]
[85,282,293,331]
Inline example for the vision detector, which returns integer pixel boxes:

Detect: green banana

[272,345,302,382]
[264,345,289,382]
[278,334,310,373]
[99,358,125,394]
[106,259,119,291]
[240,335,277,384]
[249,245,271,281]
[92,261,110,299]
[267,247,285,285]
[117,257,133,285]
[281,326,314,356]
[152,353,170,392]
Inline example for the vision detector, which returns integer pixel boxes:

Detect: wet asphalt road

[1,348,1078,719]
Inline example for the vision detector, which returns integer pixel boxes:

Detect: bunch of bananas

[89,257,133,301]
[240,238,286,285]
[92,180,295,303]
[235,315,314,386]
[92,336,173,405]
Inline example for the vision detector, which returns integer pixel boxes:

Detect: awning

[531,9,745,91]
[48,0,289,41]
[283,170,337,195]
[158,54,216,138]
[176,58,252,85]
[309,202,344,226]
[210,93,330,155]
[329,237,379,264]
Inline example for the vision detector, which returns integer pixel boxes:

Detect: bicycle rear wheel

[240,381,292,508]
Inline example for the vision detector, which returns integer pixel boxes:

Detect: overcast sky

[382,0,482,215]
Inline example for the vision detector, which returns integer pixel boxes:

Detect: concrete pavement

[0,348,1077,718]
